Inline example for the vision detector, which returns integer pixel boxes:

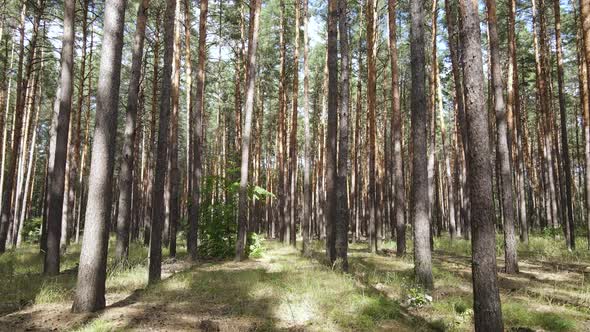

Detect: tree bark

[459,0,504,328]
[366,0,377,254]
[43,0,74,272]
[72,0,127,312]
[235,0,261,261]
[148,0,175,283]
[335,0,349,269]
[487,0,518,273]
[302,0,312,256]
[553,0,575,250]
[410,0,433,289]
[116,0,150,262]
[325,0,338,262]
[188,0,208,261]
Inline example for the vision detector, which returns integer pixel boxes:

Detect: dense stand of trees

[1,0,590,329]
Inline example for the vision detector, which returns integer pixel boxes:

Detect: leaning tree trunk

[115,0,149,262]
[71,0,127,312]
[410,0,433,289]
[235,0,262,261]
[460,0,504,328]
[486,0,518,274]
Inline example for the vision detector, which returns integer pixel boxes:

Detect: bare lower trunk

[410,0,433,289]
[116,0,149,262]
[72,0,127,312]
[460,0,504,328]
[486,0,518,274]
[188,0,208,261]
[388,0,406,256]
[301,0,312,256]
[235,0,261,261]
[148,0,176,283]
[335,0,349,269]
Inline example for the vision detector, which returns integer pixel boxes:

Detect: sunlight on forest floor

[0,235,589,331]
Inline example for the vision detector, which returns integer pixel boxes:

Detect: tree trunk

[289,0,300,247]
[116,0,149,262]
[410,0,433,289]
[486,0,518,273]
[302,0,312,256]
[72,0,127,312]
[43,0,73,272]
[325,0,338,262]
[366,0,377,254]
[235,0,261,261]
[388,0,405,255]
[553,0,575,250]
[148,0,175,283]
[188,0,208,261]
[335,0,350,269]
[460,0,504,327]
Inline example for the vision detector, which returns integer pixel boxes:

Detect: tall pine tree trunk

[460,0,504,327]
[235,0,262,261]
[72,0,127,312]
[116,0,150,261]
[410,0,433,289]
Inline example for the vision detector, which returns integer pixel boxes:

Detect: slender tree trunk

[167,0,181,257]
[410,0,433,289]
[278,0,287,243]
[72,0,127,312]
[325,0,338,262]
[288,0,300,247]
[553,0,575,249]
[366,0,377,253]
[116,0,150,262]
[148,0,176,283]
[302,0,312,256]
[460,0,504,328]
[335,0,349,269]
[580,0,590,249]
[235,0,261,261]
[388,0,405,255]
[188,0,208,261]
[43,0,74,272]
[486,0,518,273]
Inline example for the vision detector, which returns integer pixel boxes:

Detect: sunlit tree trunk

[486,0,518,273]
[460,0,504,327]
[188,0,207,261]
[72,0,127,312]
[235,0,262,261]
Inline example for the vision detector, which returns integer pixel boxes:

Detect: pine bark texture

[72,0,127,312]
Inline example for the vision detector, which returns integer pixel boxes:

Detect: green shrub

[196,176,273,259]
[22,217,42,243]
[246,232,265,258]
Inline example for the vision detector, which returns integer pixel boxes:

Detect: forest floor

[0,235,589,331]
